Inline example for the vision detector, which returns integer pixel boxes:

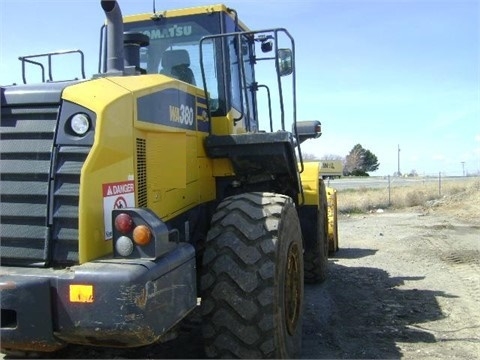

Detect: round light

[133,225,151,246]
[115,213,134,234]
[70,113,90,136]
[115,236,134,257]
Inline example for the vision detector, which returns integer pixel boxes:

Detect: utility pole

[461,161,465,176]
[397,144,401,176]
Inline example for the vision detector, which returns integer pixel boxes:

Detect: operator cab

[97,4,321,202]
[100,5,296,135]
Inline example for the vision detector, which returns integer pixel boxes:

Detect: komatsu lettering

[143,25,192,40]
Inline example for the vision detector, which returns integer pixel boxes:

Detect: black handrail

[199,28,297,133]
[18,49,86,84]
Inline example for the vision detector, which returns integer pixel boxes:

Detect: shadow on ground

[302,248,456,359]
[332,247,378,259]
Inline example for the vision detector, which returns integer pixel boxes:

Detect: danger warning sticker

[103,180,135,239]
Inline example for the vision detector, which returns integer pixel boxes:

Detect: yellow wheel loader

[0,1,338,358]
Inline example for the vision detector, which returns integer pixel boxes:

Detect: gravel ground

[3,192,479,359]
[303,208,480,359]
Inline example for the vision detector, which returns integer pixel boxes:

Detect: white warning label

[103,180,135,239]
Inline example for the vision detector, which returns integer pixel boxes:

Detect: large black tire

[201,192,304,358]
[303,181,329,283]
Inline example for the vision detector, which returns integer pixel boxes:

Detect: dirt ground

[303,209,480,359]
[4,190,479,359]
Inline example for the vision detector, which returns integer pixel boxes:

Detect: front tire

[201,192,304,358]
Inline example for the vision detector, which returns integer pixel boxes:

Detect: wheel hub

[285,243,301,335]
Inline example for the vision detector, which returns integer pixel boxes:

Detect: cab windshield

[123,14,221,110]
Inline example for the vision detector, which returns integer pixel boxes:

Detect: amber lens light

[133,225,151,246]
[115,213,134,234]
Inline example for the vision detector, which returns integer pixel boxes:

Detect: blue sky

[1,0,479,176]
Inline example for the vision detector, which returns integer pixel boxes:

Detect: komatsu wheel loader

[0,1,338,358]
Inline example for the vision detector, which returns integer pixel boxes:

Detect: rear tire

[303,181,329,283]
[201,192,304,358]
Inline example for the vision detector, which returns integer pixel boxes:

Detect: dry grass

[337,177,480,218]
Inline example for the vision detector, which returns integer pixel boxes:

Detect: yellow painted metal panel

[147,132,186,189]
[300,162,320,206]
[186,135,198,183]
[196,134,208,157]
[62,79,135,264]
[211,109,248,136]
[197,157,216,202]
[212,158,235,177]
[163,186,198,219]
[211,115,232,135]
[62,73,218,263]
[122,4,250,31]
[326,187,339,252]
[108,74,187,94]
[123,4,228,22]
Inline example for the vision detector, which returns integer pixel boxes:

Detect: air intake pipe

[101,0,124,73]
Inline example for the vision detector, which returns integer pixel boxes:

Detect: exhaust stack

[101,0,124,73]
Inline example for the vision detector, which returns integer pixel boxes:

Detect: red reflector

[115,213,134,234]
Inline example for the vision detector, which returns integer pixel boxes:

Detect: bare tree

[321,154,344,161]
[344,146,364,174]
[344,144,380,176]
[302,153,320,161]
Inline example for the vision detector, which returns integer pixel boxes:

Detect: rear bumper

[0,242,196,352]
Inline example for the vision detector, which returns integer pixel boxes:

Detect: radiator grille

[0,104,89,266]
[0,105,58,266]
[136,138,147,208]
[50,146,89,265]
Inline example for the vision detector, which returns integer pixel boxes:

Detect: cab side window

[228,34,257,131]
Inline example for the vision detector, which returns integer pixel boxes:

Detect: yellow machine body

[62,75,221,262]
[300,162,339,252]
[0,1,338,354]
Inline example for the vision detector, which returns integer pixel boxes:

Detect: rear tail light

[114,213,150,248]
[115,235,134,256]
[133,225,151,246]
[112,208,171,259]
[114,213,134,234]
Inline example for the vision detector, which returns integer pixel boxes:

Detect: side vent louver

[136,138,147,207]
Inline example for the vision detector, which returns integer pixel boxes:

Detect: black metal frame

[200,28,307,203]
[199,28,297,134]
[18,50,86,84]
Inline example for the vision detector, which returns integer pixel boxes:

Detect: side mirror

[278,48,293,77]
[294,120,322,145]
